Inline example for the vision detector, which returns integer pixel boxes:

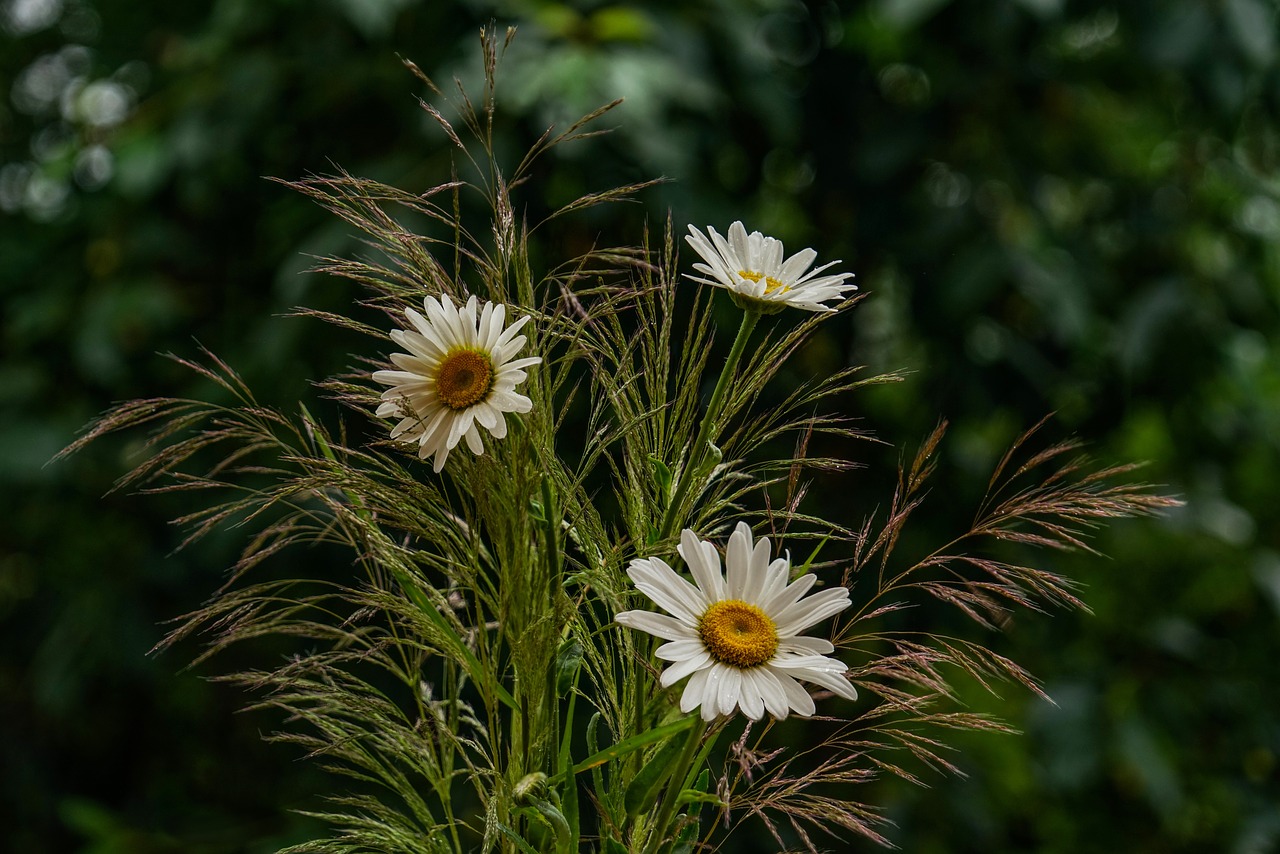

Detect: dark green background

[3,0,1278,851]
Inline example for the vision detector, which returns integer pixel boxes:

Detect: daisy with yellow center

[615,523,857,721]
[684,221,857,313]
[373,293,541,472]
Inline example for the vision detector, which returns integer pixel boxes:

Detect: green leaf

[682,769,714,818]
[556,715,697,781]
[586,712,607,814]
[798,533,833,573]
[554,638,584,697]
[558,687,580,851]
[528,498,547,522]
[495,822,540,854]
[671,817,700,854]
[559,775,579,854]
[623,728,688,818]
[649,453,673,497]
[520,798,571,852]
[675,789,725,808]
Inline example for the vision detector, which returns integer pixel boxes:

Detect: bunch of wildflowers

[65,28,1176,853]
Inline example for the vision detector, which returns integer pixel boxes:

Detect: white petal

[778,246,817,283]
[479,300,502,349]
[681,667,713,715]
[717,666,743,718]
[381,388,434,410]
[494,334,528,363]
[388,352,434,374]
[404,307,444,349]
[754,667,791,719]
[440,297,468,348]
[705,241,739,284]
[744,531,773,604]
[416,407,451,449]
[659,652,712,688]
[778,636,835,656]
[698,666,727,720]
[463,423,484,455]
[756,558,791,607]
[373,369,420,387]
[499,355,542,372]
[472,404,498,431]
[655,638,707,661]
[493,312,531,351]
[785,298,835,313]
[761,573,816,618]
[445,408,472,452]
[459,295,479,340]
[773,587,851,637]
[725,522,753,600]
[768,667,816,717]
[727,222,750,268]
[791,662,858,701]
[737,670,765,721]
[678,529,724,600]
[706,224,736,263]
[684,225,720,269]
[770,654,846,671]
[489,390,533,414]
[627,557,706,624]
[794,259,844,286]
[615,610,694,642]
[422,296,452,342]
[389,416,420,440]
[758,235,784,275]
[491,377,524,393]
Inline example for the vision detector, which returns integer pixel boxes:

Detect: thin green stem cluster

[660,308,760,541]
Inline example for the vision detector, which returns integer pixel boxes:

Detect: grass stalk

[660,306,760,539]
[641,718,707,854]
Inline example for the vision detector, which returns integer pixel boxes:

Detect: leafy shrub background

[3,0,1278,851]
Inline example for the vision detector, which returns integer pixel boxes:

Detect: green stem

[642,719,707,854]
[659,309,760,540]
[540,475,561,585]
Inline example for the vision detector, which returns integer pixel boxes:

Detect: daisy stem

[659,308,760,540]
[540,474,561,582]
[642,718,707,854]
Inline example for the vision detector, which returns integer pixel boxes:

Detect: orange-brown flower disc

[436,349,494,411]
[698,599,779,668]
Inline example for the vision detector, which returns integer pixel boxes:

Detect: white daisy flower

[615,523,857,721]
[684,221,856,313]
[373,293,541,472]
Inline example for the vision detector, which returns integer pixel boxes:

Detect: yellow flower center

[737,270,789,295]
[698,599,779,669]
[435,348,494,411]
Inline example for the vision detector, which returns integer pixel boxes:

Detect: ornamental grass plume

[61,27,1178,854]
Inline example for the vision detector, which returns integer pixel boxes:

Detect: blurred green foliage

[3,0,1278,851]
